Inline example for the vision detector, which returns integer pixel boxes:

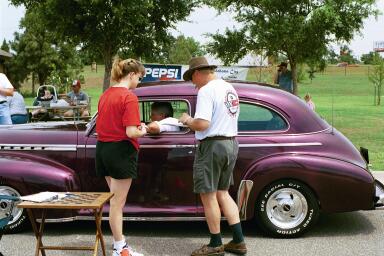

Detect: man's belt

[0,101,7,104]
[199,136,234,142]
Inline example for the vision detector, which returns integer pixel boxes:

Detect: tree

[325,48,339,64]
[1,39,10,52]
[339,45,358,64]
[361,51,383,64]
[4,8,82,92]
[11,0,198,91]
[369,55,384,106]
[134,35,205,64]
[168,35,206,64]
[205,0,378,95]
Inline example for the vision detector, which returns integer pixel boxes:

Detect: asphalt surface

[1,172,384,256]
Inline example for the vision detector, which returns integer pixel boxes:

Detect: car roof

[135,80,330,133]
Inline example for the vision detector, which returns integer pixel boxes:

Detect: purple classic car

[0,81,383,237]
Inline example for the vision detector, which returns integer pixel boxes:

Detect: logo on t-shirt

[224,90,239,116]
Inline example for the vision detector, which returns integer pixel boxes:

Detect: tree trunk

[102,46,113,92]
[32,72,35,94]
[290,61,298,95]
[38,72,46,86]
[378,84,381,106]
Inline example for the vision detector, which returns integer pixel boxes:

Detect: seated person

[33,86,53,106]
[9,90,28,124]
[146,102,181,134]
[31,88,54,118]
[63,79,89,118]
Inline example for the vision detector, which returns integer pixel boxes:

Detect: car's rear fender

[0,152,81,195]
[241,154,375,219]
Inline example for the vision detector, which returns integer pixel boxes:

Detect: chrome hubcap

[266,188,308,229]
[0,186,22,226]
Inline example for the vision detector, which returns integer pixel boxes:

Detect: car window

[139,100,189,133]
[238,102,287,131]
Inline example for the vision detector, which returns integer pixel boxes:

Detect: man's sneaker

[112,244,144,256]
[191,244,224,256]
[224,240,247,255]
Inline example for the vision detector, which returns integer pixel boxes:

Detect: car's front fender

[0,152,81,195]
[242,154,375,219]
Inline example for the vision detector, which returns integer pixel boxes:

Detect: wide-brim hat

[183,56,217,81]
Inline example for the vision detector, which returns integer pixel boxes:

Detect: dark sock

[230,222,244,243]
[208,233,222,247]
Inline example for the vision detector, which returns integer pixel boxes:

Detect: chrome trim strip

[41,216,210,223]
[239,142,322,148]
[140,145,196,149]
[237,127,332,136]
[237,180,254,220]
[0,144,77,151]
[80,143,321,150]
[79,145,196,149]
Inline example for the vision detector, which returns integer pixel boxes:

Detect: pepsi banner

[143,64,183,82]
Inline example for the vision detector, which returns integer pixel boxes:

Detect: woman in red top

[96,57,146,256]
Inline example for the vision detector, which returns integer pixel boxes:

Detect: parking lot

[1,172,384,256]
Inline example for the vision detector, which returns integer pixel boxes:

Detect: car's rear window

[238,102,288,132]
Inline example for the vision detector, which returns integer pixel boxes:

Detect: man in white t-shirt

[146,101,180,134]
[179,56,246,256]
[0,73,14,125]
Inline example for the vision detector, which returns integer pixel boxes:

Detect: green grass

[22,65,384,170]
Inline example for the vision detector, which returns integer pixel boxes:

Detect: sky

[1,1,384,59]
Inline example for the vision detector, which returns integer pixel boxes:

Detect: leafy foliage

[4,8,82,91]
[1,40,10,52]
[11,0,198,91]
[361,51,384,65]
[168,35,206,64]
[205,0,378,95]
[338,45,358,64]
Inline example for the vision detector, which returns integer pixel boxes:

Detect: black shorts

[96,140,138,179]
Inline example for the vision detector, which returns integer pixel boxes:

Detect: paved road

[1,172,383,256]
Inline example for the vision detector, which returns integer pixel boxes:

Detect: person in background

[8,90,28,124]
[96,57,146,256]
[180,56,247,256]
[274,62,293,93]
[63,79,90,118]
[146,101,181,134]
[31,88,54,118]
[0,73,14,125]
[304,93,315,111]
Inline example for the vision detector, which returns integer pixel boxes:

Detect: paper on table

[20,192,67,203]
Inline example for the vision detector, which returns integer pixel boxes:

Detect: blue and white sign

[143,64,182,82]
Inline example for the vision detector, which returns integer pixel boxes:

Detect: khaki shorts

[193,138,239,193]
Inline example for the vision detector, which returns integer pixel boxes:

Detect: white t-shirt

[156,117,181,133]
[0,73,14,101]
[194,79,240,140]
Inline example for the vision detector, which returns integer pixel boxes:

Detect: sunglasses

[138,76,143,82]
